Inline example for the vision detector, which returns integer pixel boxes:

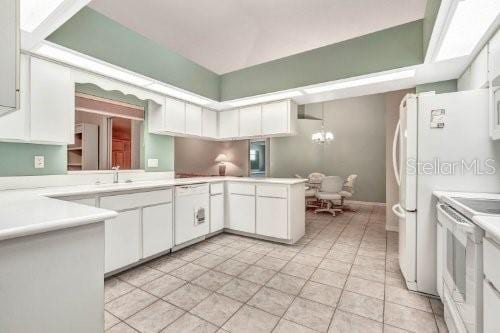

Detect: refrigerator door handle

[392,120,401,186]
[392,203,406,218]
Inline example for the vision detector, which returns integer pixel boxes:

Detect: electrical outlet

[34,156,45,169]
[147,158,159,168]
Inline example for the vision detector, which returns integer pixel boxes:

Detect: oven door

[437,204,483,333]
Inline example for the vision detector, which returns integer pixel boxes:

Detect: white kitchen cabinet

[202,108,218,138]
[30,57,74,144]
[185,103,202,136]
[210,193,224,232]
[164,96,185,133]
[142,203,173,258]
[0,54,28,141]
[0,0,19,115]
[228,194,255,233]
[256,196,287,239]
[458,46,488,91]
[262,100,289,135]
[104,209,141,273]
[219,109,239,138]
[239,105,261,137]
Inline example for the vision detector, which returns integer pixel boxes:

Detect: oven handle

[437,204,476,234]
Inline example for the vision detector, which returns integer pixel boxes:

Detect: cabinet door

[0,0,18,111]
[262,101,289,135]
[210,194,224,232]
[185,104,202,136]
[239,105,261,137]
[143,203,173,258]
[30,57,74,144]
[105,209,141,273]
[228,194,255,233]
[164,96,185,133]
[219,110,239,138]
[256,196,287,239]
[202,108,217,138]
[0,55,28,141]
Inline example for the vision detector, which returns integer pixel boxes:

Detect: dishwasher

[174,183,210,246]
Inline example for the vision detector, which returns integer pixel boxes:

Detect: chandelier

[312,103,334,144]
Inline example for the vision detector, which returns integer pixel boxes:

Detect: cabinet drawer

[256,185,287,198]
[484,238,500,287]
[228,183,255,195]
[210,183,224,195]
[100,189,173,211]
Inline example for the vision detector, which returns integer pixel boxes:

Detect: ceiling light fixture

[435,0,500,61]
[146,83,213,106]
[35,43,153,86]
[312,103,334,144]
[20,0,66,32]
[227,91,303,108]
[304,69,416,94]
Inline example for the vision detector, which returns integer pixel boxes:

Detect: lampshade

[215,153,229,163]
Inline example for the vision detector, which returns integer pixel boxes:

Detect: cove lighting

[227,91,303,108]
[436,0,500,61]
[304,69,416,94]
[35,44,153,86]
[146,83,213,106]
[21,0,65,32]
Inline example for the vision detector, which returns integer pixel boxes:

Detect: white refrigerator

[392,89,500,296]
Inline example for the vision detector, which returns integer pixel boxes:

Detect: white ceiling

[88,0,427,74]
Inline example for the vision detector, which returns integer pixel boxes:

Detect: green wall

[423,0,442,57]
[48,7,220,100]
[0,84,174,177]
[270,94,387,203]
[416,79,457,94]
[0,143,67,176]
[220,20,423,100]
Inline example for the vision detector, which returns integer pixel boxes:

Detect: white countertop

[0,176,306,241]
[433,191,500,244]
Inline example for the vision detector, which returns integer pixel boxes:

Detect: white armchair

[315,176,344,216]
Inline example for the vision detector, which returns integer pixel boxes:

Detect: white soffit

[88,0,426,74]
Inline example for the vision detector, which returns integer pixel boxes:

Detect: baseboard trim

[385,224,399,232]
[345,200,387,207]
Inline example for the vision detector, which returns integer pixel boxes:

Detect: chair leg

[315,200,341,216]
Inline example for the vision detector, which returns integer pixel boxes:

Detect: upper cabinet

[262,100,297,135]
[164,97,186,134]
[458,46,488,91]
[490,28,500,85]
[30,57,74,144]
[0,55,74,145]
[219,109,239,139]
[185,103,202,136]
[239,105,262,137]
[202,108,218,138]
[0,0,20,116]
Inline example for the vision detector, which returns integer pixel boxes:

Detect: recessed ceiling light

[35,44,153,86]
[436,0,500,61]
[147,83,214,106]
[21,0,66,32]
[227,91,303,108]
[304,69,416,94]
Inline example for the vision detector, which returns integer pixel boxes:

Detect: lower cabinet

[143,203,173,258]
[210,193,224,232]
[256,196,287,239]
[228,194,256,233]
[105,209,141,273]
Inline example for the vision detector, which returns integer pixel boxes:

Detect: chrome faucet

[112,166,120,183]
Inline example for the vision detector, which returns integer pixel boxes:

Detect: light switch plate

[34,156,45,169]
[147,158,159,168]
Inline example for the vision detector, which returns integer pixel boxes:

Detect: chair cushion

[339,191,352,198]
[305,189,317,197]
[316,192,342,200]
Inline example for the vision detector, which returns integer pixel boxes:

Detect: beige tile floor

[104,204,447,333]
